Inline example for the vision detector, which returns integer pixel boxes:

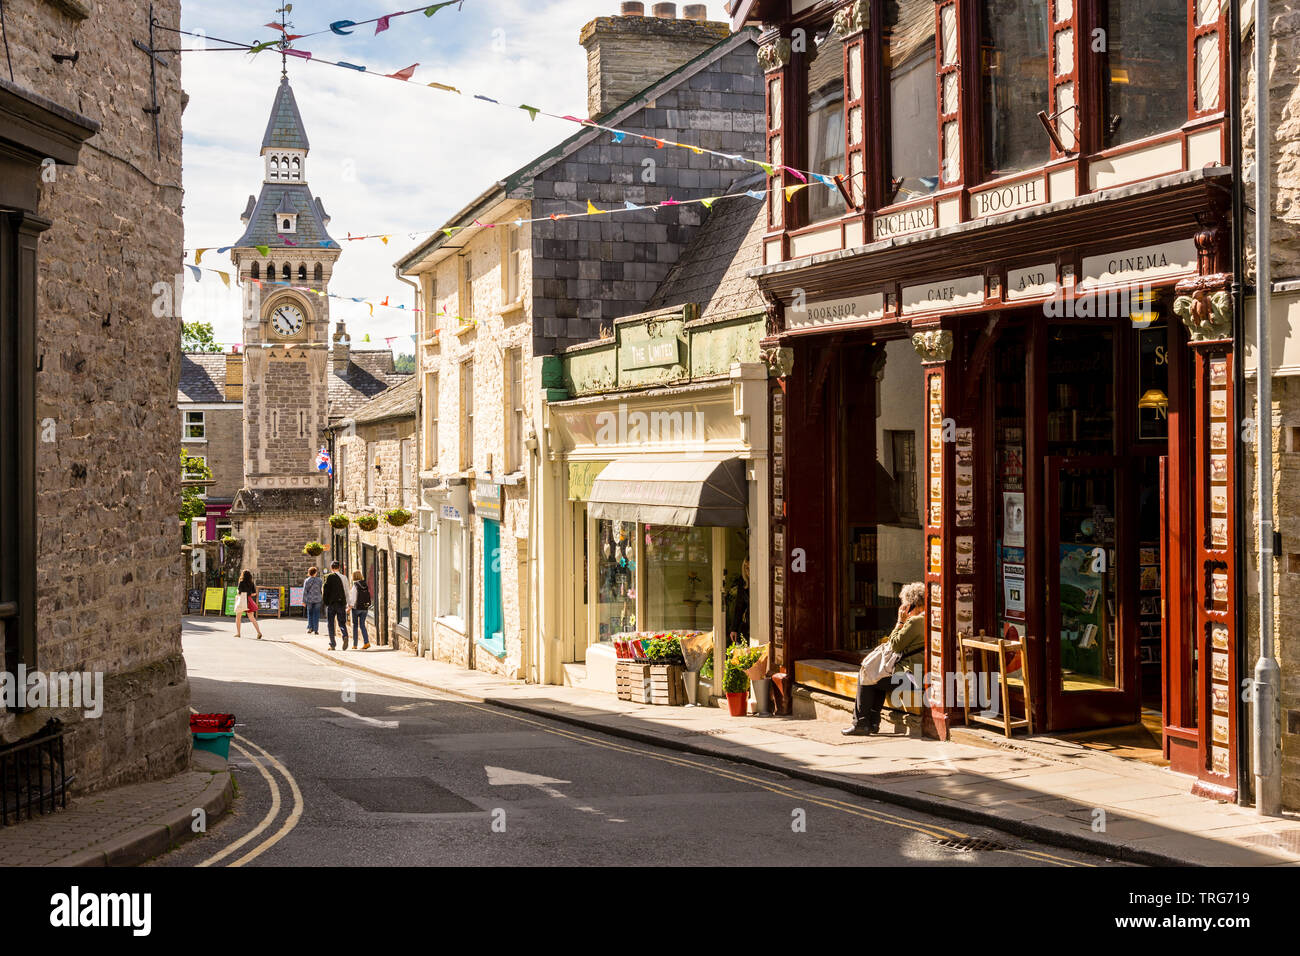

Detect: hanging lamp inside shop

[1137,388,1169,411]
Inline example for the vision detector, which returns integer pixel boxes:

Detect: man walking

[323,560,349,650]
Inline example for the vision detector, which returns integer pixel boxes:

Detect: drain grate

[929,836,1007,853]
[1238,829,1300,854]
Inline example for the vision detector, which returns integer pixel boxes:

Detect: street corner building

[328,377,420,651]
[395,5,765,681]
[1,0,191,793]
[729,0,1298,807]
[226,75,410,589]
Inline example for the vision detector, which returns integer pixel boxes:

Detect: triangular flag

[744,190,764,200]
[187,265,201,280]
[284,239,298,246]
[386,63,418,81]
[382,297,390,307]
[424,1,458,14]
[816,174,836,189]
[520,105,540,121]
[662,198,679,206]
[700,198,715,209]
[784,167,808,183]
[329,20,356,35]
[653,139,665,149]
[256,244,270,256]
[690,146,704,155]
[368,304,374,316]
[381,236,390,244]
[217,271,231,288]
[194,248,207,265]
[784,183,808,201]
[474,94,499,104]
[587,200,601,215]
[217,246,232,253]
[623,200,641,210]
[264,22,287,32]
[757,162,774,176]
[559,115,586,124]
[611,131,626,144]
[375,15,391,34]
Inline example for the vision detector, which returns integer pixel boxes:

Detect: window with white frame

[461,360,474,471]
[506,348,525,474]
[184,410,206,440]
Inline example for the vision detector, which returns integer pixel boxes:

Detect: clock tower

[228,74,340,582]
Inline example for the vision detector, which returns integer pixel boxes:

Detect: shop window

[804,25,847,224]
[184,410,206,440]
[595,519,637,640]
[1047,325,1115,455]
[1136,322,1170,441]
[461,360,474,471]
[644,525,712,632]
[337,445,347,503]
[885,0,939,203]
[441,519,464,621]
[723,528,750,644]
[1102,0,1188,148]
[979,0,1050,178]
[396,552,412,634]
[424,371,439,467]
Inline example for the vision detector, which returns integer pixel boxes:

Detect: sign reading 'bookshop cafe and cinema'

[787,294,886,331]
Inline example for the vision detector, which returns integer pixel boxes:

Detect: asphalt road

[152,617,1124,867]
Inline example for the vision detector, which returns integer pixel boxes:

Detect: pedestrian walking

[348,570,372,650]
[322,560,349,650]
[234,569,263,640]
[302,566,324,634]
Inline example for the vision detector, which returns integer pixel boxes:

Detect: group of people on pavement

[229,563,373,650]
[303,562,372,650]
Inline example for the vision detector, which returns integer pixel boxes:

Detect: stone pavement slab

[245,619,1300,867]
[0,756,233,867]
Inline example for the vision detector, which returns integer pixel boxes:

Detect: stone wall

[182,405,243,501]
[0,0,191,791]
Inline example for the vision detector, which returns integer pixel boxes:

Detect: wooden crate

[649,664,685,706]
[616,660,633,701]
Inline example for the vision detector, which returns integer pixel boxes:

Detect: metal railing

[0,719,70,826]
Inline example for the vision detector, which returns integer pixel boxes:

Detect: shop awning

[588,455,748,528]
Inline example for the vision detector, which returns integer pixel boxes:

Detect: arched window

[290,157,300,180]
[281,263,290,281]
[297,264,307,281]
[251,262,260,279]
[282,218,292,231]
[313,263,323,281]
[265,261,274,279]
[270,156,280,180]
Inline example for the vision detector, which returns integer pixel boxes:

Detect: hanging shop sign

[786,293,886,331]
[475,482,503,522]
[901,275,984,316]
[1077,238,1198,291]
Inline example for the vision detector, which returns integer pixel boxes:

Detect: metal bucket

[750,677,773,717]
[682,670,700,706]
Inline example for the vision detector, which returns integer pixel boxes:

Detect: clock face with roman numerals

[270,303,305,337]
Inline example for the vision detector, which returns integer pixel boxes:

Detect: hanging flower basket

[328,513,350,530]
[302,541,326,557]
[384,508,412,528]
[355,514,380,532]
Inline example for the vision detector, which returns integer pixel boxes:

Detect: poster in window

[1209,390,1227,419]
[1002,562,1025,619]
[1210,360,1227,386]
[1210,455,1228,482]
[1002,491,1025,547]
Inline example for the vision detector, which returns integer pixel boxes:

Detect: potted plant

[355,513,379,531]
[723,643,764,716]
[302,541,325,557]
[384,507,412,528]
[329,513,350,530]
[643,635,686,705]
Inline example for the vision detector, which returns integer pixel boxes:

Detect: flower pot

[750,677,773,717]
[726,691,749,717]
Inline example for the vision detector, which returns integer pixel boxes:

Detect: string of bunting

[259,1,466,43]
[160,22,846,196]
[184,263,423,318]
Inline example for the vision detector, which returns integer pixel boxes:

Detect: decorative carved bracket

[1173,274,1233,344]
[756,38,791,74]
[911,329,954,364]
[832,0,870,38]
[762,346,794,378]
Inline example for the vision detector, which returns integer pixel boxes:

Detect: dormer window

[279,214,297,234]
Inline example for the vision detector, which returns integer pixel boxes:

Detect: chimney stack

[224,351,244,402]
[579,5,729,119]
[332,322,351,372]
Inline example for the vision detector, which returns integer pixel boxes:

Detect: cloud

[180,0,619,348]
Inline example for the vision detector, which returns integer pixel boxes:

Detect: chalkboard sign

[256,587,282,618]
[204,588,223,614]
[223,587,238,616]
[187,589,202,614]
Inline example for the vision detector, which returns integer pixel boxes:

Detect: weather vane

[277,3,294,77]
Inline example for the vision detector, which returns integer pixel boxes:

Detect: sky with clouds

[180,0,642,352]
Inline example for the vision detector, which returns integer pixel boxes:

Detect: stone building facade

[179,353,244,541]
[329,377,420,651]
[396,9,763,682]
[0,0,191,793]
[1241,2,1300,809]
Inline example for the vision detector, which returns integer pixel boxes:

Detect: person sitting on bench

[842,582,927,736]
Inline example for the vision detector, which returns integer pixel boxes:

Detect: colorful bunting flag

[586,200,601,215]
[338,61,367,71]
[783,183,807,202]
[329,20,356,35]
[217,271,231,288]
[611,131,626,144]
[520,105,540,121]
[386,63,418,81]
[428,82,459,93]
[375,15,391,34]
[187,265,201,280]
[194,248,207,264]
[424,1,460,15]
[255,244,270,256]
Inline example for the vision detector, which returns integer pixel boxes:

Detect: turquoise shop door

[482,519,503,652]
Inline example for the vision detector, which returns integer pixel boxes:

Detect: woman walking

[348,570,372,650]
[234,569,263,640]
[302,566,324,634]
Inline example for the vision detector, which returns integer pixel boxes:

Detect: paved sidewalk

[0,750,233,867]
[261,618,1300,867]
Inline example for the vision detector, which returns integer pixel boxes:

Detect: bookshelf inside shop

[1046,328,1115,458]
[846,526,890,650]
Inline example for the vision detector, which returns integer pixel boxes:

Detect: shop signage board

[222,586,238,616]
[440,504,462,521]
[970,175,1045,218]
[1077,238,1198,291]
[187,589,202,614]
[901,275,984,316]
[621,335,680,370]
[787,293,886,331]
[1005,263,1058,301]
[567,461,609,501]
[289,586,305,608]
[256,587,282,618]
[203,587,223,614]
[873,202,935,240]
[475,482,502,522]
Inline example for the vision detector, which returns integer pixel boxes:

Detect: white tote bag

[858,642,900,685]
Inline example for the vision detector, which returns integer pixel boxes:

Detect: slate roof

[336,374,419,429]
[647,177,767,320]
[178,353,234,403]
[234,183,335,248]
[261,76,310,151]
[329,350,412,421]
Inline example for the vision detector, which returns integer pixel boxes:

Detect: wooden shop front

[761,171,1240,801]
